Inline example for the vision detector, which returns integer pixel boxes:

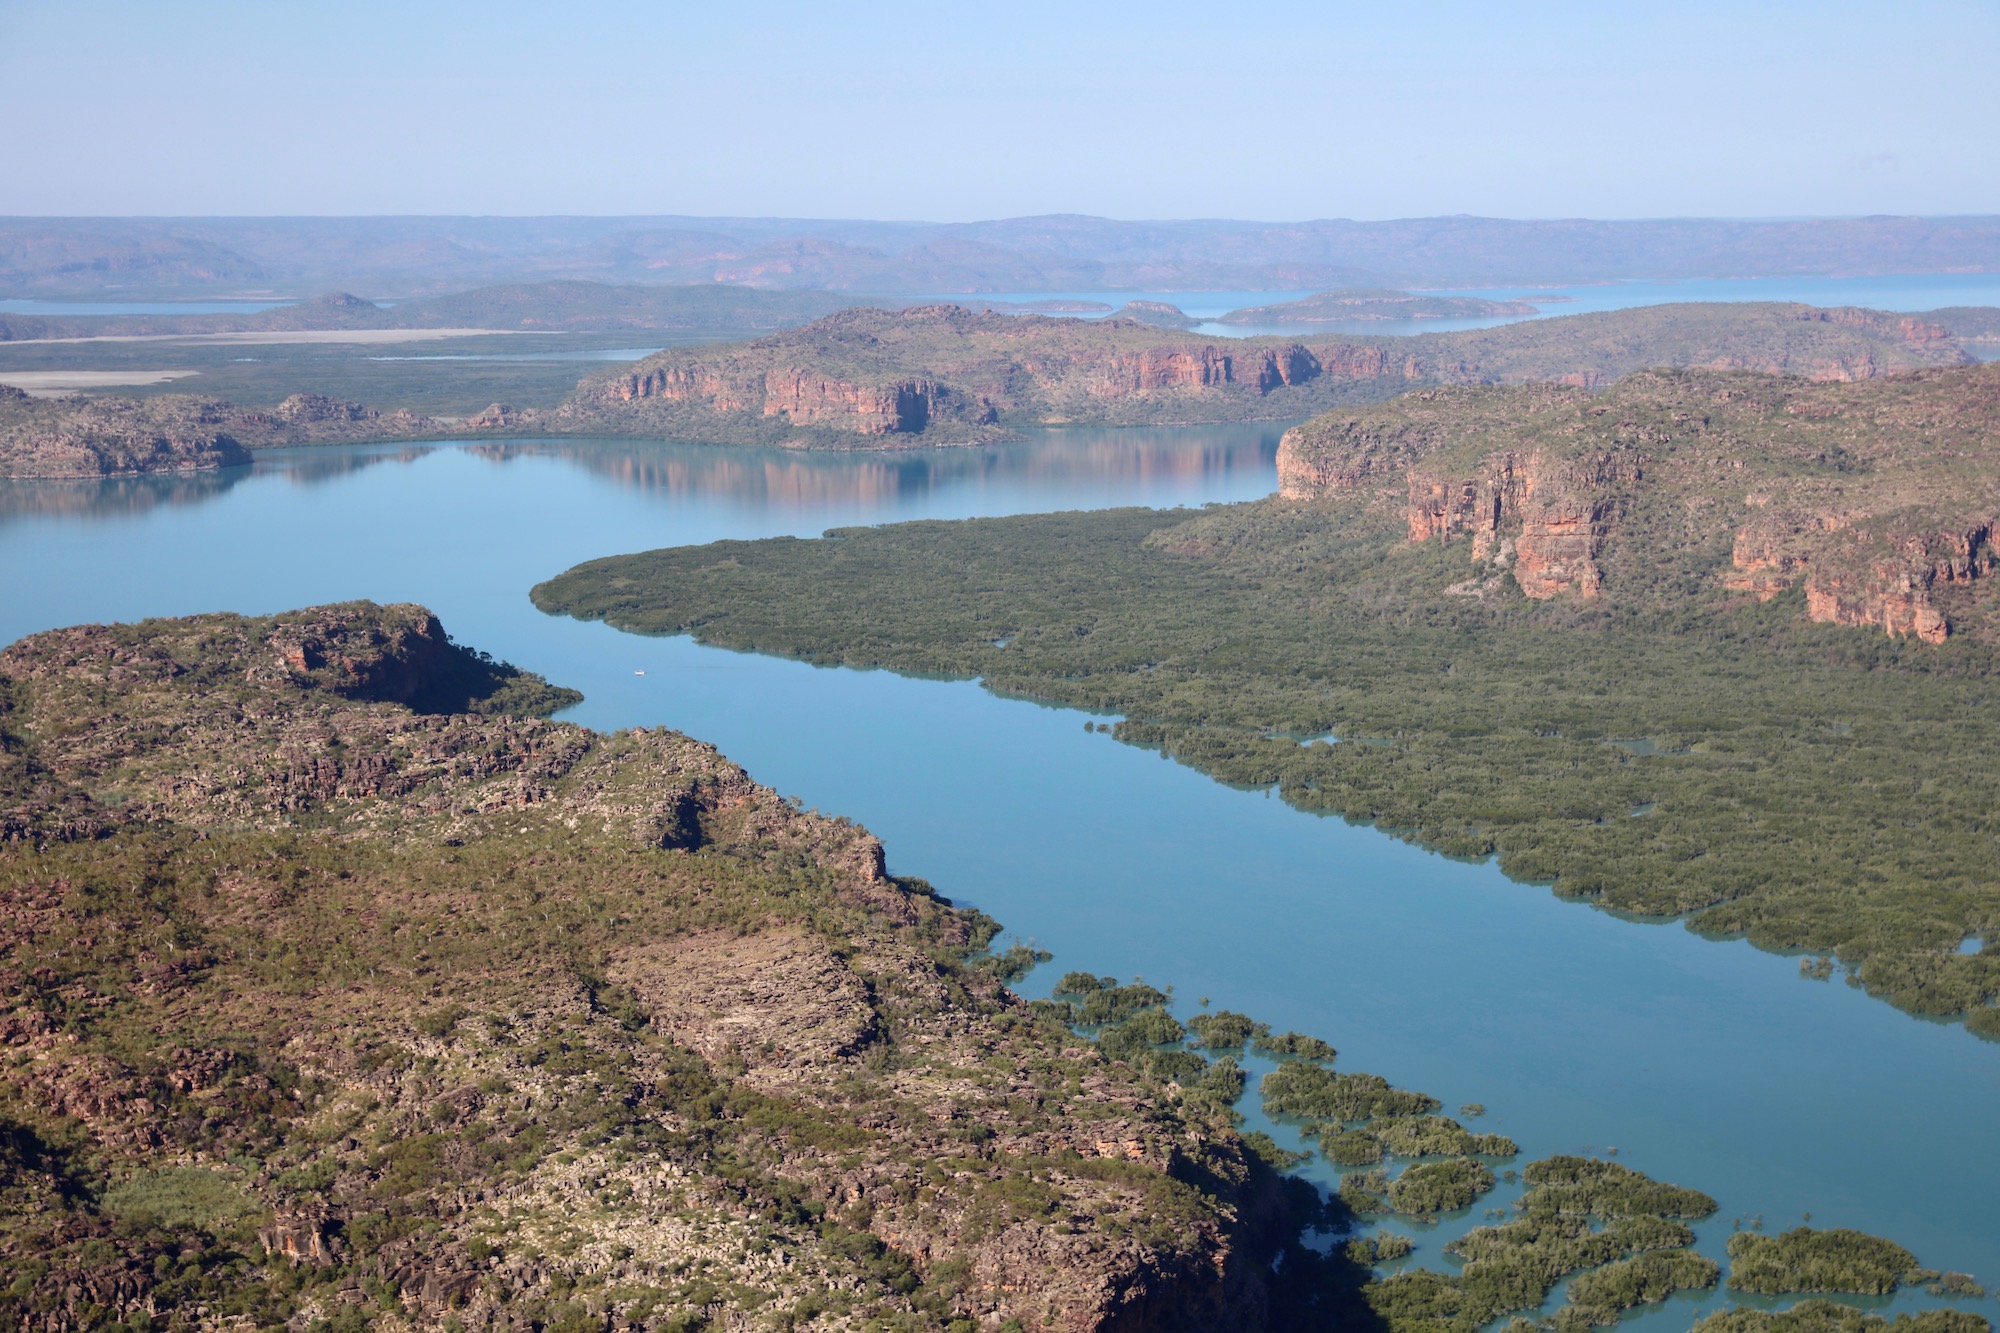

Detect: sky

[2,0,1996,221]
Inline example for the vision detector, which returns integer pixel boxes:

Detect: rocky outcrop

[560,302,1973,449]
[761,369,968,433]
[1722,506,2000,643]
[0,388,447,478]
[1800,520,1997,644]
[1276,365,2000,636]
[0,603,1293,1331]
[0,384,251,478]
[1403,448,1640,598]
[1095,345,1235,394]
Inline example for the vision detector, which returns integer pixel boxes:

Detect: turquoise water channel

[4,427,1995,1324]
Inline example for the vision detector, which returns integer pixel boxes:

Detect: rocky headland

[550,302,1972,448]
[0,388,446,478]
[1276,362,2000,643]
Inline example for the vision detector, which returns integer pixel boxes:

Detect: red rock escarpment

[1801,522,1995,644]
[1405,449,1640,598]
[1722,506,1999,643]
[602,362,990,435]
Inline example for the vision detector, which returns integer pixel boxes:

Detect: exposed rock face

[1277,365,2000,639]
[1097,345,1234,394]
[1797,521,1996,645]
[1402,448,1640,598]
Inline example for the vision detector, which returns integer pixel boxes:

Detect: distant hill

[0,281,883,341]
[5,213,2000,296]
[551,301,1974,446]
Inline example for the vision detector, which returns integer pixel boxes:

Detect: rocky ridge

[1276,363,2000,641]
[0,389,445,478]
[553,302,1972,448]
[0,603,1294,1331]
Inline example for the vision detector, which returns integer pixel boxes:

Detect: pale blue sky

[3,0,1994,219]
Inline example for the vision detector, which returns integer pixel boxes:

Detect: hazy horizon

[4,0,1994,220]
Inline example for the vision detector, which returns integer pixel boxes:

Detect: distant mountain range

[6,213,2000,297]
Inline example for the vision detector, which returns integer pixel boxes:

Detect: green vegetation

[1187,1009,1269,1050]
[1345,1230,1416,1265]
[1386,1158,1494,1215]
[1562,1248,1720,1321]
[973,942,1051,982]
[1522,1157,1718,1220]
[1259,1064,1440,1122]
[1335,1159,1722,1332]
[530,362,2000,1031]
[1727,1227,1920,1295]
[1370,1115,1517,1159]
[1693,1301,1991,1333]
[1320,1128,1386,1166]
[1251,1030,1339,1062]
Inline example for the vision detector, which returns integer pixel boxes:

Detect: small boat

[634,669,646,676]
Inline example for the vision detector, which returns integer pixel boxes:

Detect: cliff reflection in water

[0,444,445,525]
[0,425,1286,527]
[466,424,1285,514]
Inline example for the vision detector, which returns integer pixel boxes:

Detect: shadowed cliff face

[0,603,1296,1333]
[552,302,1974,448]
[1277,363,2000,642]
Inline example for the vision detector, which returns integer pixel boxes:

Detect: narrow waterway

[4,428,1994,1323]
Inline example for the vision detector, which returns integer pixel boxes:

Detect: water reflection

[0,444,447,524]
[0,468,247,523]
[472,427,1280,511]
[2,425,1285,526]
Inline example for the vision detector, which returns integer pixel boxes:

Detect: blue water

[3,430,1995,1321]
[929,274,2000,340]
[0,298,292,316]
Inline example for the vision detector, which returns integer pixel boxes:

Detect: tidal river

[4,427,1995,1325]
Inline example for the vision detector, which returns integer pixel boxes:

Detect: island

[1215,288,1540,325]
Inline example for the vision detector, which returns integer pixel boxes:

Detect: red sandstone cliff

[1274,366,2000,641]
